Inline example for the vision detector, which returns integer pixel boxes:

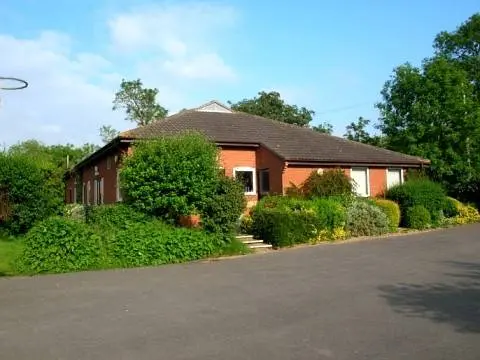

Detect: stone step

[235,235,272,251]
[248,243,273,249]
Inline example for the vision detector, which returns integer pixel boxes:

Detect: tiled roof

[120,110,428,166]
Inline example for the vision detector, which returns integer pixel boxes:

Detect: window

[93,179,98,205]
[73,185,77,204]
[107,156,112,170]
[116,171,123,202]
[93,178,104,205]
[82,183,86,204]
[233,167,256,195]
[387,168,403,189]
[86,181,91,205]
[351,167,369,197]
[259,169,270,194]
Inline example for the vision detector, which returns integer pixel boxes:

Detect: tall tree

[99,125,119,144]
[343,116,384,146]
[113,79,168,126]
[311,122,333,134]
[228,91,315,126]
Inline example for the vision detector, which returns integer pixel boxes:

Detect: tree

[99,125,119,144]
[343,116,385,146]
[311,122,333,134]
[113,79,168,126]
[228,91,314,126]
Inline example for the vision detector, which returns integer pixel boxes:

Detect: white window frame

[116,171,123,202]
[351,167,370,197]
[386,168,404,189]
[233,167,257,195]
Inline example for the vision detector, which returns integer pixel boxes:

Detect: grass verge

[0,237,23,276]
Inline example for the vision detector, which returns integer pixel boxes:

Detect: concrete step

[248,243,273,249]
[236,234,272,251]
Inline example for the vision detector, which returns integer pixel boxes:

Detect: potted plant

[178,206,201,228]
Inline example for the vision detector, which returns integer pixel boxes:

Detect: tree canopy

[113,79,168,126]
[229,91,315,126]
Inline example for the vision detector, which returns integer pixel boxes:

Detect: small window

[259,170,270,194]
[233,167,256,195]
[107,156,112,170]
[116,171,123,202]
[351,167,369,197]
[87,181,91,205]
[387,168,403,189]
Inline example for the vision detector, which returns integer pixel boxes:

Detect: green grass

[217,238,252,256]
[0,237,23,276]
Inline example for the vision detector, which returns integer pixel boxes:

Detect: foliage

[0,153,64,234]
[301,169,354,198]
[228,91,315,127]
[405,205,431,230]
[108,220,221,267]
[0,237,23,276]
[311,122,333,134]
[343,116,385,146]
[238,214,253,234]
[443,197,460,218]
[312,198,347,230]
[251,207,318,247]
[17,217,101,274]
[200,175,246,237]
[346,201,389,237]
[113,78,168,126]
[448,198,480,224]
[218,238,251,256]
[121,133,220,219]
[85,204,151,230]
[99,125,119,144]
[63,204,86,222]
[373,199,401,231]
[386,179,447,224]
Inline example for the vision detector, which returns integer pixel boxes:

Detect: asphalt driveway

[1,225,480,360]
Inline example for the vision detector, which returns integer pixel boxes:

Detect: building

[65,100,429,207]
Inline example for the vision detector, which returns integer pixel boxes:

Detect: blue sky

[0,0,478,145]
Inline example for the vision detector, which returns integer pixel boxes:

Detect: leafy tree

[311,122,333,134]
[99,125,119,144]
[228,91,314,126]
[344,116,385,146]
[113,79,168,126]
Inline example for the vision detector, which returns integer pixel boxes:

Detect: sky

[0,0,478,146]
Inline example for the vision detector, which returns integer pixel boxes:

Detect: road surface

[1,224,480,359]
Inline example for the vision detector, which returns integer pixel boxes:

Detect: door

[351,167,369,197]
[387,169,402,189]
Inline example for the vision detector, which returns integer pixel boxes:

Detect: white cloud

[0,2,239,146]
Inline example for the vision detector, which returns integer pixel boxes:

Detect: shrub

[386,179,447,225]
[450,199,480,224]
[63,204,86,222]
[121,133,219,219]
[17,217,101,274]
[312,198,346,230]
[238,214,253,234]
[373,199,401,231]
[405,205,431,230]
[346,201,389,237]
[251,207,318,247]
[200,175,246,238]
[85,204,151,230]
[109,220,222,267]
[301,169,354,198]
[0,154,63,234]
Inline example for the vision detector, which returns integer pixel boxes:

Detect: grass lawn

[0,238,23,276]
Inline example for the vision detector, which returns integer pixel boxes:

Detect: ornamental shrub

[386,179,447,225]
[200,175,246,238]
[312,198,347,230]
[17,217,101,274]
[63,204,86,222]
[373,199,401,231]
[120,133,219,219]
[443,197,460,218]
[251,207,318,247]
[405,205,431,230]
[0,153,63,234]
[301,169,354,198]
[449,198,480,224]
[346,201,389,237]
[108,220,222,267]
[85,204,151,230]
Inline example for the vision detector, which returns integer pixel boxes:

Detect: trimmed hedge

[17,217,101,274]
[386,180,447,225]
[373,199,401,231]
[312,198,347,230]
[251,207,317,247]
[346,201,389,237]
[405,205,431,230]
[109,220,222,267]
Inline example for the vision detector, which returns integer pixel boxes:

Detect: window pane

[260,170,270,193]
[387,169,402,189]
[351,168,368,196]
[236,171,254,193]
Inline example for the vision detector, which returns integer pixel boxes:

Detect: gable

[195,100,232,113]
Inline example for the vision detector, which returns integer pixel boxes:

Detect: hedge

[373,199,401,231]
[405,205,431,230]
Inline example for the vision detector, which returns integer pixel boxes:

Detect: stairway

[236,235,272,251]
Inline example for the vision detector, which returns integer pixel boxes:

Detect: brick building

[65,101,429,207]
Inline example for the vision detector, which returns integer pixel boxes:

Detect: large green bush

[386,179,447,225]
[346,201,389,237]
[405,205,431,230]
[301,169,354,198]
[85,204,151,230]
[312,198,346,230]
[0,154,63,234]
[109,220,222,267]
[17,217,101,274]
[251,207,317,247]
[121,133,219,219]
[200,175,246,238]
[373,199,401,231]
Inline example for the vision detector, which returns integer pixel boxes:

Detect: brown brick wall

[368,167,387,197]
[256,147,284,195]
